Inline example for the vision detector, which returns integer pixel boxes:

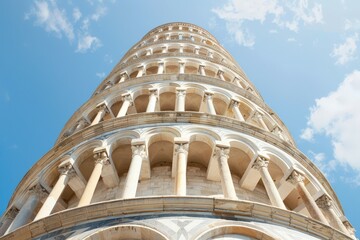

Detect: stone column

[174,141,189,196]
[252,111,269,131]
[145,49,152,56]
[203,91,216,115]
[217,70,225,81]
[272,126,285,140]
[0,208,18,235]
[342,220,356,239]
[194,47,200,54]
[208,51,214,58]
[104,81,113,90]
[119,72,128,83]
[214,143,237,200]
[117,93,133,117]
[161,46,168,53]
[157,62,165,74]
[166,34,170,40]
[179,62,185,74]
[136,66,145,78]
[77,147,109,207]
[146,88,158,112]
[233,77,243,88]
[6,185,46,233]
[175,87,186,111]
[230,99,245,121]
[91,103,108,126]
[316,194,350,234]
[122,140,147,199]
[34,161,73,221]
[74,118,88,132]
[199,65,206,76]
[252,156,286,209]
[179,45,183,53]
[287,171,328,224]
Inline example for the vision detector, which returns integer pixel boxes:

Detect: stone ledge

[0,197,351,240]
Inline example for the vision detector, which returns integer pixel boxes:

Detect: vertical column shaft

[77,148,108,207]
[230,99,245,121]
[199,65,206,76]
[122,142,147,198]
[34,161,73,220]
[6,185,45,233]
[174,142,189,196]
[175,87,186,111]
[146,88,158,112]
[215,144,237,199]
[233,77,243,88]
[252,156,286,209]
[91,104,108,126]
[287,171,328,224]
[204,91,216,114]
[316,194,350,234]
[117,93,133,117]
[179,62,185,74]
[0,208,18,235]
[157,62,164,74]
[136,66,145,77]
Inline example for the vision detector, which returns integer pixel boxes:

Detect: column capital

[230,98,240,107]
[203,90,214,100]
[96,102,109,113]
[271,125,282,133]
[233,77,239,82]
[217,69,224,75]
[214,142,230,160]
[252,110,263,120]
[58,160,74,175]
[121,92,133,104]
[149,88,158,96]
[252,155,269,170]
[5,207,19,220]
[176,87,187,96]
[316,194,333,209]
[199,64,205,69]
[174,138,189,154]
[131,139,147,160]
[29,184,48,199]
[93,147,110,164]
[179,61,185,65]
[287,170,305,185]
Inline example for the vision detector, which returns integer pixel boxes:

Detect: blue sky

[1,0,360,234]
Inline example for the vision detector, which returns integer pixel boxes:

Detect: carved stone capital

[204,91,214,101]
[149,88,158,96]
[230,98,240,108]
[214,146,230,160]
[217,70,224,76]
[121,93,133,104]
[252,156,269,170]
[252,111,263,120]
[5,207,19,220]
[286,170,305,185]
[176,87,187,97]
[174,142,189,155]
[316,194,333,209]
[93,147,109,164]
[131,144,147,160]
[58,160,73,175]
[29,184,48,199]
[96,103,109,113]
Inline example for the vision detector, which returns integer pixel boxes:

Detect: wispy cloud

[212,0,323,47]
[76,34,101,53]
[330,34,358,65]
[26,0,74,41]
[25,0,112,53]
[96,72,105,78]
[72,8,82,22]
[301,71,360,175]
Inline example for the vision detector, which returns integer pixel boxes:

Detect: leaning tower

[0,22,356,240]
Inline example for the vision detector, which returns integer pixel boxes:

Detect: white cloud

[344,18,360,31]
[212,0,323,47]
[302,70,360,171]
[96,72,105,78]
[287,37,296,42]
[76,34,101,53]
[91,6,107,21]
[26,0,74,41]
[73,8,82,22]
[330,34,358,65]
[226,22,255,47]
